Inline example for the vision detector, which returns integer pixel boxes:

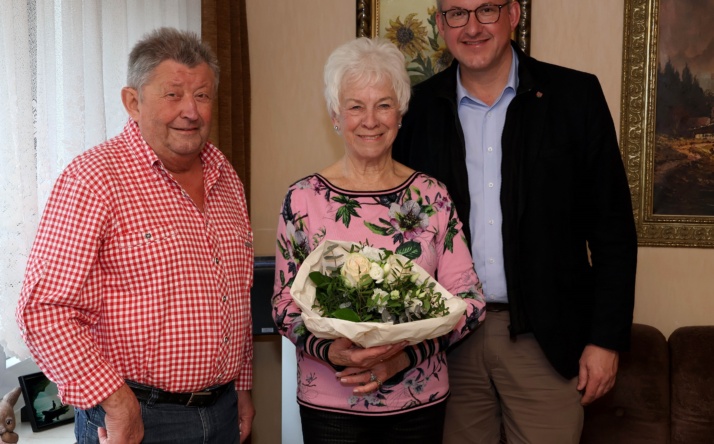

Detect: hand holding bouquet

[290,240,467,347]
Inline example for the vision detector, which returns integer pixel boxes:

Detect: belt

[485,302,510,312]
[126,381,231,407]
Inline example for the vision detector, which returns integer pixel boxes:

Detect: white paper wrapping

[290,240,467,348]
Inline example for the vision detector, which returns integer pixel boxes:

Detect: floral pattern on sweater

[273,172,485,415]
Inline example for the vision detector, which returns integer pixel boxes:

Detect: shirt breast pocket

[115,225,177,249]
[106,224,183,297]
[235,222,253,250]
[237,221,254,269]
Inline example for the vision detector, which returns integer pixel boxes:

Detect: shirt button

[222,295,228,303]
[488,219,494,225]
[145,233,152,239]
[214,257,220,264]
[488,182,494,188]
[488,258,495,264]
[223,336,229,343]
[487,147,493,152]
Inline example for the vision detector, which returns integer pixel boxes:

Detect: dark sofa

[581,324,714,443]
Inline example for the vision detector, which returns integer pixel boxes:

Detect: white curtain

[0,0,201,366]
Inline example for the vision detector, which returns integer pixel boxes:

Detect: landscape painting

[653,0,714,216]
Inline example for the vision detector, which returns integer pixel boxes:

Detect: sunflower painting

[377,0,452,85]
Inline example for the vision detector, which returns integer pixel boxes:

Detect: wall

[245,1,714,442]
[247,1,355,254]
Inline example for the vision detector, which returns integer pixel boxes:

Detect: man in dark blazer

[392,1,638,443]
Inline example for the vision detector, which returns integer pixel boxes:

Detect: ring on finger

[369,371,382,387]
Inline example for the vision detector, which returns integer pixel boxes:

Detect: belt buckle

[186,391,213,407]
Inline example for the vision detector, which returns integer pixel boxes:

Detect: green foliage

[332,195,362,228]
[395,241,421,259]
[308,244,450,324]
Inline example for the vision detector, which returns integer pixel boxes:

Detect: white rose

[371,289,389,312]
[359,246,384,262]
[372,288,389,299]
[369,262,385,283]
[340,252,371,287]
[407,297,424,317]
[408,298,423,311]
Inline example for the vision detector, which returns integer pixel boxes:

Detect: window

[0,0,200,396]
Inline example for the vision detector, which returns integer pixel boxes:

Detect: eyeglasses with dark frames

[440,2,510,28]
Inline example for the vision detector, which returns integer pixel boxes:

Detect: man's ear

[436,11,446,38]
[508,0,522,32]
[121,87,140,121]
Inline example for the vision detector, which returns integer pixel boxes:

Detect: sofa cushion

[580,323,670,444]
[669,326,714,444]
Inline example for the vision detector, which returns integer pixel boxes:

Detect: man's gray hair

[323,37,411,118]
[127,27,220,94]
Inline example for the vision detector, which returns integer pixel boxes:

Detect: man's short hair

[127,27,219,94]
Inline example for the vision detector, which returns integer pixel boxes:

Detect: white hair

[323,37,411,118]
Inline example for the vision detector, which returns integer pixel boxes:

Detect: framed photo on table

[18,372,75,432]
[621,0,714,247]
[356,0,531,85]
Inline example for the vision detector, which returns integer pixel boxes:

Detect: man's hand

[577,344,619,405]
[98,384,143,443]
[237,390,255,444]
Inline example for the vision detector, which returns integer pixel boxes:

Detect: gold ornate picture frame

[621,0,714,247]
[356,0,530,85]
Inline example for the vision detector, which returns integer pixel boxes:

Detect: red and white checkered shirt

[16,119,254,409]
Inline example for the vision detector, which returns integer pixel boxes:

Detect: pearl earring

[398,122,402,129]
[334,125,339,131]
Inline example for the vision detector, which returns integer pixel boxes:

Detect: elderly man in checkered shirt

[17,27,255,444]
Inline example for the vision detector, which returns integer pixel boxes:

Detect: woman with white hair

[272,37,486,443]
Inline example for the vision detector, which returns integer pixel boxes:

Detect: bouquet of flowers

[290,240,467,347]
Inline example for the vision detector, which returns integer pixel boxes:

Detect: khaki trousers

[443,311,583,444]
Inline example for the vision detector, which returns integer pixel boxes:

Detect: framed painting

[18,372,75,432]
[621,0,714,247]
[356,0,531,85]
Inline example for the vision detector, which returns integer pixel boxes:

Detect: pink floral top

[273,172,485,416]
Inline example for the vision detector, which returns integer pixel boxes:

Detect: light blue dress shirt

[456,48,518,303]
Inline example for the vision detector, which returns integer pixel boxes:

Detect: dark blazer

[392,43,638,378]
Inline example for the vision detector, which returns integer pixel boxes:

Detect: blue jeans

[75,384,239,444]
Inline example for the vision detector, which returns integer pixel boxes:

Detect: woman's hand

[336,350,411,394]
[327,337,407,369]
